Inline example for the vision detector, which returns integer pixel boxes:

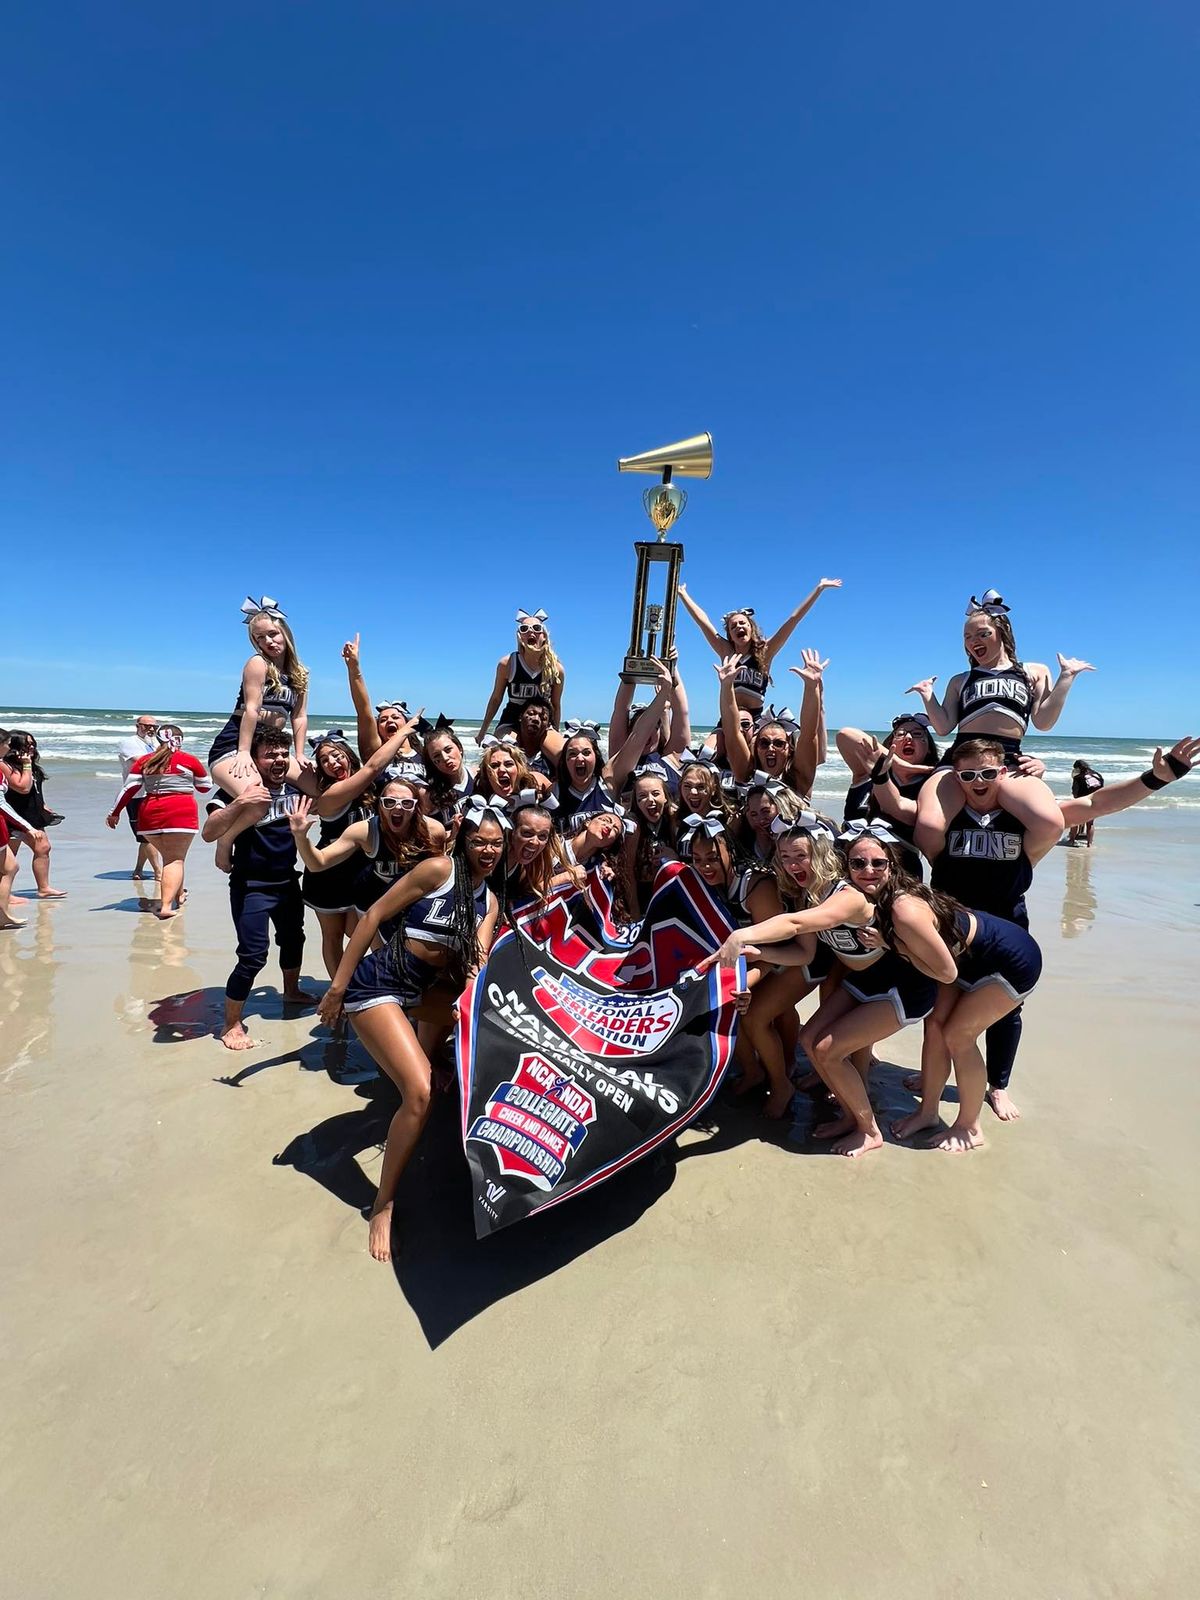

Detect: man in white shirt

[116,715,162,880]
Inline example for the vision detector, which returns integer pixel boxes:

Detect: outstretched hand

[789,648,830,686]
[697,933,753,973]
[1056,653,1095,677]
[714,655,739,684]
[287,795,315,835]
[1151,735,1200,782]
[342,632,361,669]
[905,676,937,699]
[817,577,843,591]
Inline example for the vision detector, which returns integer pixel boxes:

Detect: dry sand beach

[2,766,1197,1599]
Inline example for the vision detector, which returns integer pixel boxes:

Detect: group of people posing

[97,585,1196,1260]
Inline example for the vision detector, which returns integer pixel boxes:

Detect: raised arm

[315,713,423,818]
[606,670,673,792]
[717,658,754,781]
[289,808,371,871]
[1029,655,1096,732]
[677,585,727,658]
[789,649,828,798]
[905,672,961,738]
[664,655,692,757]
[342,634,379,757]
[477,658,510,741]
[890,896,959,983]
[762,579,842,666]
[1060,737,1197,826]
[609,676,635,751]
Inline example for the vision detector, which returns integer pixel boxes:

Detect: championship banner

[456,862,745,1238]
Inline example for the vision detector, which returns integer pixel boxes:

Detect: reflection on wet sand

[0,909,59,1079]
[116,894,212,1038]
[1061,847,1098,939]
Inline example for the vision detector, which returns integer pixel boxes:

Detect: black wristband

[1140,769,1168,791]
[870,755,890,785]
[1165,753,1190,779]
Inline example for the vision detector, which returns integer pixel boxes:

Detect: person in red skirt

[107,726,213,919]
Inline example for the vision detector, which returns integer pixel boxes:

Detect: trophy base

[620,658,663,686]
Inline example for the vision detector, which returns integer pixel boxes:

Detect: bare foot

[10,895,28,906]
[762,1086,795,1120]
[37,888,68,899]
[832,1126,884,1158]
[282,987,318,1008]
[931,1124,985,1153]
[814,1112,855,1141]
[0,915,26,930]
[901,1072,922,1094]
[220,1023,256,1051]
[891,1109,941,1140]
[986,1087,1022,1121]
[368,1202,394,1263]
[155,908,178,921]
[131,869,145,880]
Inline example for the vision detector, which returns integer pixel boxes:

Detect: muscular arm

[201,792,268,845]
[665,663,692,756]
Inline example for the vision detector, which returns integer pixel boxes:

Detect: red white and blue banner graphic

[456,862,745,1237]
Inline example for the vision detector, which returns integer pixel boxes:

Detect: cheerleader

[678,577,842,710]
[106,726,211,918]
[716,650,827,800]
[208,598,308,796]
[905,590,1093,863]
[478,607,566,737]
[316,807,503,1263]
[421,721,475,828]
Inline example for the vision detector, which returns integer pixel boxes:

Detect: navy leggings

[227,879,305,1002]
[984,896,1027,1091]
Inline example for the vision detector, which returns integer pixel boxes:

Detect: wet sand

[2,773,1197,1598]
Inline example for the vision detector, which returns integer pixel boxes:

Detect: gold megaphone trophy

[616,432,713,683]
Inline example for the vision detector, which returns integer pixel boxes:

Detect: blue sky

[5,2,1196,733]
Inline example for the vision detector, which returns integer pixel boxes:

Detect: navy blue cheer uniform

[354,816,424,930]
[302,796,367,915]
[932,805,1033,1091]
[380,751,429,786]
[943,665,1033,763]
[497,653,547,730]
[954,909,1042,1003]
[732,654,770,711]
[425,770,474,829]
[816,882,936,1025]
[631,753,680,799]
[208,672,298,768]
[556,780,616,836]
[843,770,926,879]
[224,786,306,1003]
[343,862,488,1015]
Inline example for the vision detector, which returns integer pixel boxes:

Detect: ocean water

[3,703,1196,813]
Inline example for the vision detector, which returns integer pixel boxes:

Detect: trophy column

[616,432,713,686]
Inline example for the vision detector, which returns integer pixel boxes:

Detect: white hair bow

[838,818,900,847]
[374,700,410,716]
[744,770,789,797]
[516,608,549,625]
[680,811,726,845]
[508,788,557,813]
[597,802,637,836]
[679,747,719,768]
[458,795,512,830]
[772,810,836,839]
[756,704,799,734]
[966,589,1010,618]
[478,732,518,751]
[308,728,347,749]
[240,595,287,622]
[563,719,601,740]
